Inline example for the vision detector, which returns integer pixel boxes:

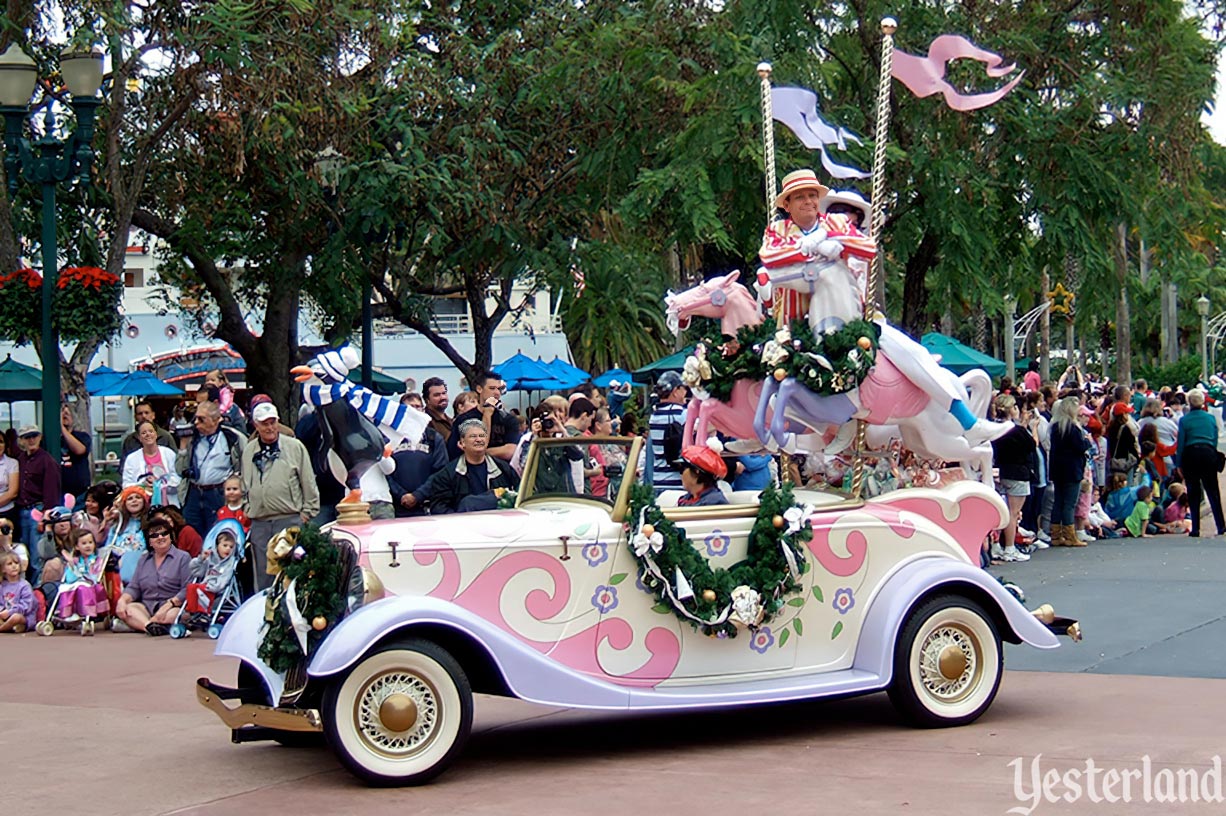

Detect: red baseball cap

[678,445,728,480]
[1111,402,1134,416]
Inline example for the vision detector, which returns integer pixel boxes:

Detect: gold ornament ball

[857,336,872,350]
[641,523,655,538]
[701,589,717,603]
[773,367,788,382]
[772,515,785,529]
[312,616,328,631]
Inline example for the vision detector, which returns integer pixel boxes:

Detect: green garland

[627,482,809,638]
[689,322,777,402]
[771,318,879,396]
[257,525,348,674]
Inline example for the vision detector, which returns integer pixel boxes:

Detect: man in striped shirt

[647,371,689,494]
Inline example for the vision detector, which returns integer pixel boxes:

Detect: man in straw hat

[760,169,1010,450]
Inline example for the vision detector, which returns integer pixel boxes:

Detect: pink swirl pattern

[420,542,681,686]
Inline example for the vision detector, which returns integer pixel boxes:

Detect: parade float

[196,20,1079,786]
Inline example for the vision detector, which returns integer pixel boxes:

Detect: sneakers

[109,618,132,633]
[1037,529,1052,543]
[1032,537,1051,549]
[145,622,169,637]
[1017,525,1036,539]
[1076,529,1095,543]
[1001,547,1031,562]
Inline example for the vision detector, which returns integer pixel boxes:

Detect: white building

[2,232,573,453]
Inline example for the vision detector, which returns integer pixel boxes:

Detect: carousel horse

[291,347,429,495]
[665,272,814,449]
[754,359,996,484]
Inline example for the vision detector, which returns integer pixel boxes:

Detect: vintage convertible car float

[197,436,1076,786]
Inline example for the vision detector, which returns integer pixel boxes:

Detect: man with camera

[447,372,521,462]
[176,400,244,535]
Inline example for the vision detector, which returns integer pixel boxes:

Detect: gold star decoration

[1047,282,1075,316]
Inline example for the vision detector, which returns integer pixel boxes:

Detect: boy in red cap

[676,444,730,507]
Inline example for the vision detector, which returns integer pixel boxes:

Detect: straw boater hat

[773,169,830,210]
[818,189,872,226]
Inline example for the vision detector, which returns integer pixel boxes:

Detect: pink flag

[891,34,1023,111]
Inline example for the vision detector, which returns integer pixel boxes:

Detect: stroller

[35,545,114,637]
[170,519,246,639]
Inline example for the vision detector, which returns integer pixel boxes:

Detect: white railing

[377,312,563,336]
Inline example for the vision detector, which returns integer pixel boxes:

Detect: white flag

[771,86,869,180]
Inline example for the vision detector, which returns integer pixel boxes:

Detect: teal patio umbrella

[0,355,43,402]
[920,332,1006,377]
[632,346,695,384]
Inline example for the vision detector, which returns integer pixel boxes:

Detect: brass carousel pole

[850,17,897,501]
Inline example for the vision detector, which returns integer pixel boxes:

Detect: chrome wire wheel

[889,595,1002,727]
[324,639,472,785]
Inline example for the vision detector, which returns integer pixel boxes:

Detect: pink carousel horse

[664,272,813,449]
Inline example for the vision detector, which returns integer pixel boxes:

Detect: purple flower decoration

[583,541,608,567]
[704,529,731,557]
[635,572,649,593]
[591,585,619,614]
[750,626,775,654]
[833,587,855,615]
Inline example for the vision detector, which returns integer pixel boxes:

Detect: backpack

[662,419,683,469]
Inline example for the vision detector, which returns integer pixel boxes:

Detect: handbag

[1217,451,1226,473]
[1109,453,1138,474]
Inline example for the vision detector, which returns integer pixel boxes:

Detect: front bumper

[196,677,323,742]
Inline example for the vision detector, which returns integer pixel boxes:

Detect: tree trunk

[1113,222,1132,384]
[900,231,940,336]
[1040,267,1050,382]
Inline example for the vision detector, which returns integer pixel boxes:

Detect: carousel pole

[758,62,777,225]
[850,16,897,501]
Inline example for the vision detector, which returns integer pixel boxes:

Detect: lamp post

[0,44,105,462]
[1002,293,1016,385]
[313,146,372,388]
[1197,295,1211,384]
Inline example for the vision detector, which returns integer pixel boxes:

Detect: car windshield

[519,435,638,507]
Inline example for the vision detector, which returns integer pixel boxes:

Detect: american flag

[571,266,585,298]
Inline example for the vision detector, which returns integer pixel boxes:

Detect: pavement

[7,531,1226,815]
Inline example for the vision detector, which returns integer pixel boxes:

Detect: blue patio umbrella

[85,365,125,394]
[593,368,635,388]
[90,370,185,398]
[494,353,556,391]
[544,356,591,386]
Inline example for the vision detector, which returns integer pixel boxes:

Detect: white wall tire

[887,595,1002,727]
[323,638,472,785]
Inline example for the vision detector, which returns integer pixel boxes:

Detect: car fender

[213,592,284,704]
[852,557,1058,684]
[306,595,632,709]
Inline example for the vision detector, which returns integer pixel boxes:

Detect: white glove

[797,229,828,256]
[815,238,844,260]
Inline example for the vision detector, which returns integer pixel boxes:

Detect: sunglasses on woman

[0,525,11,534]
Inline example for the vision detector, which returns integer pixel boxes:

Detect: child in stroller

[172,519,245,639]
[36,529,111,636]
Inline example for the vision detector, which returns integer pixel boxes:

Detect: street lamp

[313,146,373,388]
[1197,295,1211,384]
[1002,293,1016,384]
[0,43,105,462]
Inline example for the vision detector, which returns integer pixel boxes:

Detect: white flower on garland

[682,355,702,387]
[783,505,810,535]
[729,585,765,629]
[761,340,789,367]
[632,528,664,556]
[847,348,861,364]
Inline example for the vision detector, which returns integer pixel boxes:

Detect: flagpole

[851,16,897,502]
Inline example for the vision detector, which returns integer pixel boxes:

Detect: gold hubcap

[937,644,968,680]
[378,693,419,732]
[918,624,981,703]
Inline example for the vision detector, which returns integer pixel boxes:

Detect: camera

[604,463,624,478]
[173,420,194,439]
[541,416,557,432]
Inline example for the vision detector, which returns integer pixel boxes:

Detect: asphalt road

[995,532,1226,677]
[8,532,1226,815]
